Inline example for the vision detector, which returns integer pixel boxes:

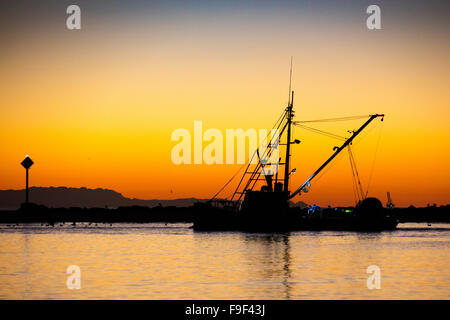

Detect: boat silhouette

[193,90,398,232]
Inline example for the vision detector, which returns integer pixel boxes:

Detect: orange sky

[1,2,449,207]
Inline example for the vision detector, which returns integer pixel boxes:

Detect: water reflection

[22,233,31,299]
[0,223,448,299]
[242,234,292,299]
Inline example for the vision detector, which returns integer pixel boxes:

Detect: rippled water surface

[0,223,448,299]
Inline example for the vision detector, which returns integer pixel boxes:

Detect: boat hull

[193,196,398,232]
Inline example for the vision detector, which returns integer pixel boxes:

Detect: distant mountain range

[0,187,308,209]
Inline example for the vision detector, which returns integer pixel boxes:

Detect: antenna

[288,56,293,105]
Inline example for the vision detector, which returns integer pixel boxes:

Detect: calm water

[0,223,448,299]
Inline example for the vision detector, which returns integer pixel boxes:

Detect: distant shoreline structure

[0,202,448,225]
[0,186,309,210]
[0,186,209,209]
[0,186,448,224]
[0,186,446,210]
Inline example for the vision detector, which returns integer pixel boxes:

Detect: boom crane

[288,114,384,199]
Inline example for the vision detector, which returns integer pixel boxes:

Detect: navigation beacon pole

[21,155,34,204]
[26,168,29,203]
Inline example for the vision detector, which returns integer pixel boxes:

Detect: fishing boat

[193,89,398,232]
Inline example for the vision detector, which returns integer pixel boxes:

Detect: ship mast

[283,57,294,194]
[283,91,294,194]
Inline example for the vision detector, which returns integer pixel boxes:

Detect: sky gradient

[1,1,449,206]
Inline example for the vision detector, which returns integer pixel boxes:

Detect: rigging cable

[210,164,246,201]
[365,119,384,198]
[349,152,360,206]
[350,165,360,206]
[230,107,286,201]
[347,145,364,202]
[293,123,346,141]
[348,146,358,203]
[295,114,371,124]
[310,149,347,186]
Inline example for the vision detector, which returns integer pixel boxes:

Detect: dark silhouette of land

[0,186,308,209]
[0,187,210,209]
[0,202,448,225]
[0,187,447,224]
